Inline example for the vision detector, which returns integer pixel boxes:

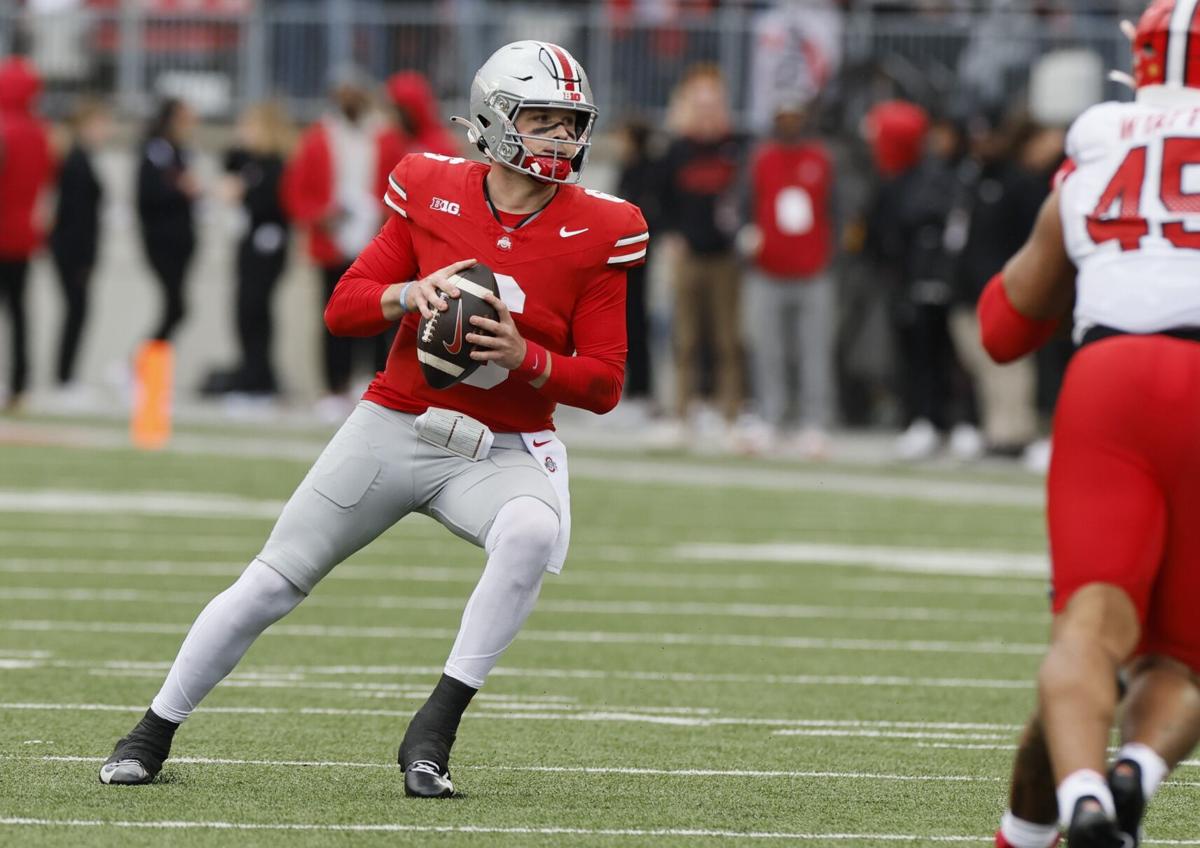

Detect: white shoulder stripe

[613,232,649,248]
[607,248,647,265]
[383,194,408,218]
[388,175,407,201]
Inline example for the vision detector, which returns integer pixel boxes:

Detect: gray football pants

[150,401,563,722]
[742,269,836,430]
[257,401,560,594]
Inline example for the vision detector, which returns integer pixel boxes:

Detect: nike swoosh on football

[442,302,464,355]
[532,439,553,448]
[559,226,589,238]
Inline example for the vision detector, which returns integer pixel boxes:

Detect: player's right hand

[383,259,476,321]
[408,258,477,320]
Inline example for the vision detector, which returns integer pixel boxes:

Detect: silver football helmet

[452,40,598,184]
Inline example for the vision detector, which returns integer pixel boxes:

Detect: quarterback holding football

[99,40,648,799]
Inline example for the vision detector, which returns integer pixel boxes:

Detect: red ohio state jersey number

[1088,138,1200,251]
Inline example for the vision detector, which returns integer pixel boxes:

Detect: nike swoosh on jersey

[443,302,464,355]
[559,226,589,238]
[532,439,553,448]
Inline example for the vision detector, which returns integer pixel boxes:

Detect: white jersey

[1061,89,1200,338]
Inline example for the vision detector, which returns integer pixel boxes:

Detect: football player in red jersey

[979,2,1200,844]
[99,40,648,800]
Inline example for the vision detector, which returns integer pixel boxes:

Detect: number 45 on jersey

[1089,136,1200,251]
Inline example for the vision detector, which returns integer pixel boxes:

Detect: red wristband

[978,272,1060,364]
[513,341,549,381]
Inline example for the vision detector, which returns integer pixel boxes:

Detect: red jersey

[0,58,54,259]
[324,152,649,432]
[750,140,834,278]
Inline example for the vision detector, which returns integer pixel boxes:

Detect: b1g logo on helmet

[561,92,583,102]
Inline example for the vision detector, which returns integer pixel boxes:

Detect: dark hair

[146,98,186,141]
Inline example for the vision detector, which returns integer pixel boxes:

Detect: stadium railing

[1,1,1130,128]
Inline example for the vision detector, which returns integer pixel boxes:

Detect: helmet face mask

[453,41,598,184]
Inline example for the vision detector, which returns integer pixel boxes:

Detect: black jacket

[658,134,745,255]
[865,156,958,303]
[950,159,1047,306]
[50,144,102,268]
[224,147,288,255]
[137,135,194,253]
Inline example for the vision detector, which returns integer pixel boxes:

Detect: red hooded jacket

[386,72,458,157]
[281,117,407,267]
[864,101,928,178]
[0,58,54,259]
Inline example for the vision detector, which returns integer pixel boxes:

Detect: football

[416,262,500,389]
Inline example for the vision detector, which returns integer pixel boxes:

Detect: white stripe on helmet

[1167,0,1200,86]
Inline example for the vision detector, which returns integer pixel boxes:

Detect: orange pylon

[131,339,173,450]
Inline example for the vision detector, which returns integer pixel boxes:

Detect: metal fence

[2,1,1131,131]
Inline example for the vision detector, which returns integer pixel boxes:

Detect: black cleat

[97,709,177,786]
[1066,798,1133,848]
[1108,759,1145,847]
[403,759,454,798]
[397,674,475,798]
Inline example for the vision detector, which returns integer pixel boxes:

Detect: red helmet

[1133,0,1200,89]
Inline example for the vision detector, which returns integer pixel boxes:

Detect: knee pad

[485,496,559,571]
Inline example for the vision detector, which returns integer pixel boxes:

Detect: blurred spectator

[945,114,1053,457]
[201,102,293,400]
[863,101,972,460]
[659,65,746,432]
[282,66,406,421]
[0,55,54,413]
[49,96,110,402]
[740,98,836,458]
[137,98,200,344]
[614,119,662,409]
[385,71,458,157]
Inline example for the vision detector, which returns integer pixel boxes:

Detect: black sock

[142,708,180,738]
[399,674,477,768]
[112,708,179,770]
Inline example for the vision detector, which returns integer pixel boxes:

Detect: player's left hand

[466,292,526,370]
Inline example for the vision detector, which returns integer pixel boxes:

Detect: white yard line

[774,729,1012,741]
[8,754,1200,792]
[0,586,1045,625]
[0,421,1046,504]
[0,559,769,591]
[0,489,284,519]
[569,457,1044,507]
[0,618,1049,655]
[0,657,1037,691]
[0,754,1001,782]
[832,577,1046,596]
[0,702,1024,733]
[676,543,1048,578]
[0,817,1000,841]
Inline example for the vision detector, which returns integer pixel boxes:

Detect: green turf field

[0,419,1195,846]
